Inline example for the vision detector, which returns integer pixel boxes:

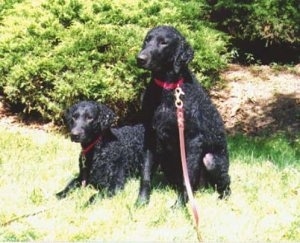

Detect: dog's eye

[85,115,94,122]
[158,39,168,46]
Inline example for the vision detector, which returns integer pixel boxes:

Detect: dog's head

[64,101,116,145]
[137,26,194,73]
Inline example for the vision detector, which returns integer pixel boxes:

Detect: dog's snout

[137,53,148,66]
[70,130,80,142]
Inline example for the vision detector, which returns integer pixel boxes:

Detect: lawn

[0,125,299,242]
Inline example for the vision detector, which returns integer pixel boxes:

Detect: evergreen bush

[203,0,299,45]
[0,0,229,123]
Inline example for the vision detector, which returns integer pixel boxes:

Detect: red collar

[81,136,101,156]
[154,78,184,90]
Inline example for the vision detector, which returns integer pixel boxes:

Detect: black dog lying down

[56,101,144,202]
[136,26,231,206]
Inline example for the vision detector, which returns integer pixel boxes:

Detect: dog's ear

[63,104,76,129]
[96,103,117,131]
[173,39,194,73]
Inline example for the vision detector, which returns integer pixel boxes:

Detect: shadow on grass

[227,93,299,167]
[228,133,299,168]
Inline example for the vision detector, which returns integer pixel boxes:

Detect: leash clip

[174,87,185,108]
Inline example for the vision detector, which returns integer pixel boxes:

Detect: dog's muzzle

[136,53,149,67]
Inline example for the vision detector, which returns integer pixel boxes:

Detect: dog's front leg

[56,177,81,199]
[136,149,154,206]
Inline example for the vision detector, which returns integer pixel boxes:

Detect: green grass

[0,125,299,241]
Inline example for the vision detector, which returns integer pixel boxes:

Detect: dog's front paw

[172,191,188,208]
[135,184,150,207]
[135,195,149,207]
[55,191,67,200]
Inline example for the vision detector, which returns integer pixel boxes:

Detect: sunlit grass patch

[0,126,299,241]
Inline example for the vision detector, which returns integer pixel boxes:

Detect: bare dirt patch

[210,64,300,136]
[0,101,56,134]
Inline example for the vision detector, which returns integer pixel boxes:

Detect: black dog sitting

[136,26,231,206]
[56,101,144,203]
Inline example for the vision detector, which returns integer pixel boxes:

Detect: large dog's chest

[150,88,201,144]
[152,102,177,140]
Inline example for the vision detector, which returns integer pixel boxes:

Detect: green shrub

[0,0,229,123]
[0,0,24,16]
[202,0,300,45]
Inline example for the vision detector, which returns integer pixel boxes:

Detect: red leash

[175,87,202,242]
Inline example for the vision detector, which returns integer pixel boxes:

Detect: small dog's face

[68,103,98,143]
[136,26,194,73]
[65,101,116,145]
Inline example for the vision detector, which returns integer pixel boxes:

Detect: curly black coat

[136,26,231,205]
[56,101,144,202]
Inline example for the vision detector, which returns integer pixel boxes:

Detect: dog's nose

[137,53,148,66]
[70,131,80,142]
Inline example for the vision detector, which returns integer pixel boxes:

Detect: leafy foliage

[202,0,300,45]
[0,0,229,122]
